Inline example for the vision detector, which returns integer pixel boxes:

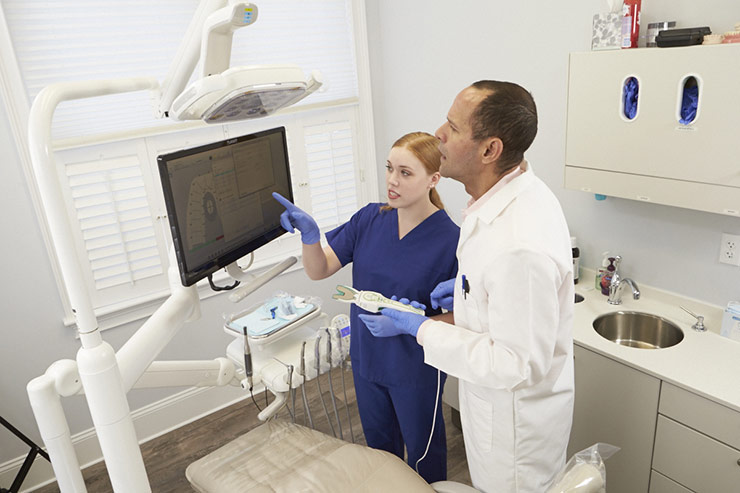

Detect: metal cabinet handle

[737,458,740,467]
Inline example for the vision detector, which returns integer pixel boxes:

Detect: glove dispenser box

[564,44,740,217]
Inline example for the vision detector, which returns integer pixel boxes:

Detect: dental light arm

[156,0,322,123]
[201,2,258,77]
[156,0,228,118]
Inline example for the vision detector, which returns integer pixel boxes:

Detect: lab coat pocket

[458,294,483,333]
[461,390,493,453]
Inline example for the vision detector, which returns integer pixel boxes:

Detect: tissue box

[592,13,622,51]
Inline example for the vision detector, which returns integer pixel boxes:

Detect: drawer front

[653,415,740,492]
[659,382,740,449]
[649,470,693,493]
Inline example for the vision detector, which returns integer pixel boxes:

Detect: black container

[656,26,711,47]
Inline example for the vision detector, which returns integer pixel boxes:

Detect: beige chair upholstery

[186,420,436,493]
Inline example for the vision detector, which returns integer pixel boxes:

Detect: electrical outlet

[719,233,740,266]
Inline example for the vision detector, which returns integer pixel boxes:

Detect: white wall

[365,0,740,306]
[0,93,352,470]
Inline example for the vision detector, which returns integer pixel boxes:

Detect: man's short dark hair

[470,80,538,170]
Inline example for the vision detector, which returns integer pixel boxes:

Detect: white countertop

[573,272,740,413]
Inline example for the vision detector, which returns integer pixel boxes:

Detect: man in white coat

[361,80,575,492]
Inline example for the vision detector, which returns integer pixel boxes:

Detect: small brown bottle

[571,236,580,284]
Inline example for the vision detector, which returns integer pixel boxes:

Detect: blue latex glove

[430,278,455,311]
[679,86,698,125]
[360,298,428,338]
[623,77,639,120]
[272,192,320,244]
[359,313,404,337]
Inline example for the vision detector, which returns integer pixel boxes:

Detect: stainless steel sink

[592,311,684,349]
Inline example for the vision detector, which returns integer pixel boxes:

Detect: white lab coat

[421,168,574,492]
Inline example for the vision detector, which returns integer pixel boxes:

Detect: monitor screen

[157,126,293,286]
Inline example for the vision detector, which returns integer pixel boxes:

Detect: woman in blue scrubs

[273,132,459,483]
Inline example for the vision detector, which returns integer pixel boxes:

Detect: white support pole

[27,77,159,346]
[27,77,159,493]
[76,341,151,492]
[27,375,87,493]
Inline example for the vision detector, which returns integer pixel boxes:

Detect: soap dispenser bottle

[595,252,610,291]
[600,257,616,295]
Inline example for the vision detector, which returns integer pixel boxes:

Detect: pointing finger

[272,192,296,211]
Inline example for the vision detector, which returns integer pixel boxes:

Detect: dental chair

[186,420,608,493]
[185,419,474,493]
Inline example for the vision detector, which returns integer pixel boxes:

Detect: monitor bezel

[157,126,293,287]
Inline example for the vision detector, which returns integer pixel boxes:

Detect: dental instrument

[290,372,297,423]
[242,327,253,391]
[332,324,354,443]
[287,364,294,422]
[299,340,314,428]
[325,328,343,440]
[332,285,426,315]
[315,335,336,437]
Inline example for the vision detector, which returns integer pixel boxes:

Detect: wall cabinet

[568,345,660,493]
[565,44,740,217]
[571,346,740,493]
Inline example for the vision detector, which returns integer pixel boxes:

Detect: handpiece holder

[680,306,706,332]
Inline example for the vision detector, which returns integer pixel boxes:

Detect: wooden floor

[34,366,471,492]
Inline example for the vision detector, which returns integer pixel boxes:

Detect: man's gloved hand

[272,192,320,245]
[430,278,456,311]
[360,298,428,338]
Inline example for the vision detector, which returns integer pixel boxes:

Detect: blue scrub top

[326,203,459,387]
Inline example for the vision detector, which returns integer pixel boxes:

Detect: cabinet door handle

[737,458,740,467]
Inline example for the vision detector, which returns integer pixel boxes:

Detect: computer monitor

[157,126,293,286]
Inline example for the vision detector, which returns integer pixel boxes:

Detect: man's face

[435,87,486,184]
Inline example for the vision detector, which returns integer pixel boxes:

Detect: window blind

[304,120,358,228]
[66,154,162,291]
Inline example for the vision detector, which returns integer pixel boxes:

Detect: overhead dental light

[157,0,322,123]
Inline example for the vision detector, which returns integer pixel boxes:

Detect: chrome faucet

[607,256,641,305]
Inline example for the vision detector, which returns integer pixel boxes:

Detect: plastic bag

[546,443,620,493]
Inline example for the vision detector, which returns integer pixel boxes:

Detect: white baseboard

[0,384,250,492]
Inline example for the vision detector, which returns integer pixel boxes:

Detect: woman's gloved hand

[359,313,404,337]
[430,278,455,311]
[360,298,428,338]
[272,192,320,245]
